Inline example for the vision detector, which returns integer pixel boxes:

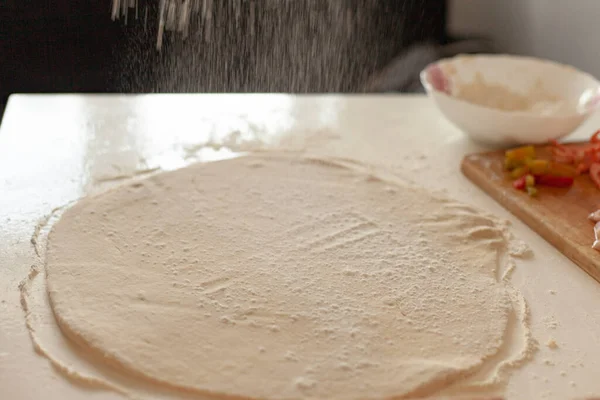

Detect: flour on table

[543,315,560,330]
[41,153,534,399]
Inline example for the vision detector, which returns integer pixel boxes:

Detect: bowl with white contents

[421,54,600,147]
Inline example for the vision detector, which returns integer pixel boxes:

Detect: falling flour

[114,1,432,93]
[41,154,534,399]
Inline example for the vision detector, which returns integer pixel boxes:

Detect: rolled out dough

[45,154,522,399]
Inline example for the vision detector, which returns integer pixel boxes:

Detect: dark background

[0,0,449,122]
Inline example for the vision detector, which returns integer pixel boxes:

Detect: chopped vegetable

[506,145,536,161]
[510,166,530,179]
[504,157,521,170]
[547,162,576,177]
[512,175,527,190]
[526,159,549,175]
[550,138,600,172]
[512,174,537,196]
[550,144,577,164]
[548,134,600,191]
[590,163,600,189]
[504,130,600,197]
[525,174,535,188]
[505,157,526,171]
[504,146,535,171]
[535,175,574,188]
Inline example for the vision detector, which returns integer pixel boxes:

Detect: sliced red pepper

[591,130,600,143]
[535,174,574,188]
[590,163,600,189]
[513,175,527,191]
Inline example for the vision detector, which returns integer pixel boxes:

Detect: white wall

[449,0,600,77]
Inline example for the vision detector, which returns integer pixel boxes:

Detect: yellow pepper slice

[526,159,549,175]
[510,166,530,179]
[505,146,536,162]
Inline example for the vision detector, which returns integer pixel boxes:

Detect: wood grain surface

[461,145,600,284]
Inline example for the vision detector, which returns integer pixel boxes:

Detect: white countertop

[2,94,600,399]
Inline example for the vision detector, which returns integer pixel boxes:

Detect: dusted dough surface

[46,154,519,399]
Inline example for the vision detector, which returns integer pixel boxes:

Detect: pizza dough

[45,154,521,399]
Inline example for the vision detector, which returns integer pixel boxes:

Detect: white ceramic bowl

[420,54,600,147]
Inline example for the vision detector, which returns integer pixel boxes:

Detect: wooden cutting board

[461,145,600,283]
